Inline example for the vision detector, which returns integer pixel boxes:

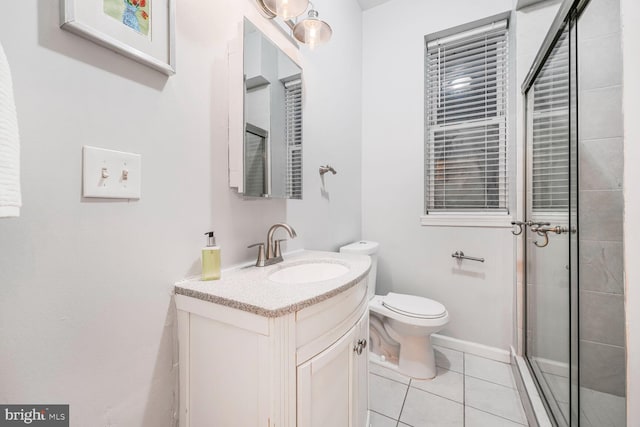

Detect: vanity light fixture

[255,0,332,48]
[292,6,332,48]
[257,0,309,20]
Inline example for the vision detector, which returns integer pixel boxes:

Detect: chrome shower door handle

[530,225,570,234]
[530,225,576,248]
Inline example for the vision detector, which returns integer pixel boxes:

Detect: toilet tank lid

[339,241,379,255]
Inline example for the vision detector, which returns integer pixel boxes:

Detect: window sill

[420,213,513,228]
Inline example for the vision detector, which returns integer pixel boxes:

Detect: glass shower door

[525,24,578,427]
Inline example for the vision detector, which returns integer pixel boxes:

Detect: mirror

[241,19,303,199]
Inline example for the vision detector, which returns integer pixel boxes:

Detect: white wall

[0,0,362,425]
[286,1,363,251]
[621,0,640,423]
[361,0,515,350]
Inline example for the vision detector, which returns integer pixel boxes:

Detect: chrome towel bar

[451,251,485,263]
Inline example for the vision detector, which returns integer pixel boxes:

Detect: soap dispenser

[202,231,221,281]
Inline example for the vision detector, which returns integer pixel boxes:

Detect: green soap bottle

[202,231,221,281]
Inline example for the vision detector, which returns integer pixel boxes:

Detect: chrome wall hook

[319,165,337,176]
[511,221,524,236]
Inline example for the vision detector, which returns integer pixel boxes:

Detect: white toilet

[340,241,449,380]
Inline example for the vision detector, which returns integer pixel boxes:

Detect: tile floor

[368,346,529,426]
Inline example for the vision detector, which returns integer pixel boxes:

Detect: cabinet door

[352,311,369,427]
[297,323,357,427]
[187,313,268,427]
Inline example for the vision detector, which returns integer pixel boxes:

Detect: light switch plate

[82,146,141,199]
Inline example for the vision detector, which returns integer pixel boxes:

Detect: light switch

[82,146,141,199]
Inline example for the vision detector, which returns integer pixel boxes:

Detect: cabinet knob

[353,343,363,355]
[353,339,367,355]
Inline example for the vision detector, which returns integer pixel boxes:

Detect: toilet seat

[382,292,447,319]
[369,295,449,329]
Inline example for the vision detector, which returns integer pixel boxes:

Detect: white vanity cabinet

[297,310,369,427]
[175,263,370,427]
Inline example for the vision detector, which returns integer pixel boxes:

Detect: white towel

[0,41,21,218]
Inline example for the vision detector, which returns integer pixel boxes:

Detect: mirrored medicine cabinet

[228,18,303,200]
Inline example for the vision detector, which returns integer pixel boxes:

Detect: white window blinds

[530,30,569,212]
[425,20,509,213]
[285,79,303,200]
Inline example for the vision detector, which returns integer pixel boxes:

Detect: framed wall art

[60,0,176,75]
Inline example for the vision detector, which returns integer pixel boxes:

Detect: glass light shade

[293,10,332,48]
[262,0,309,19]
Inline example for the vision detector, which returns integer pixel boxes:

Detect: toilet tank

[339,241,379,300]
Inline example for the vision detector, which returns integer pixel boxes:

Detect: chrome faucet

[248,223,297,267]
[267,223,297,260]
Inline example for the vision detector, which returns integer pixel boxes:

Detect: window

[424,19,509,215]
[285,79,303,200]
[529,29,569,212]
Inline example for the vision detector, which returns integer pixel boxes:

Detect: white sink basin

[269,262,350,284]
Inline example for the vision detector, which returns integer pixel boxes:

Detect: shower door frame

[521,0,590,425]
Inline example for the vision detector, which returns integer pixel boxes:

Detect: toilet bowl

[370,293,449,379]
[340,241,449,380]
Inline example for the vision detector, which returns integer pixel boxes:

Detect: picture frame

[60,0,176,75]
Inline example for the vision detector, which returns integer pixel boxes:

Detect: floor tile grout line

[374,362,462,380]
[369,409,399,425]
[465,403,528,426]
[463,351,466,426]
[369,370,411,385]
[464,372,517,390]
[435,363,464,375]
[407,384,465,405]
[395,379,411,426]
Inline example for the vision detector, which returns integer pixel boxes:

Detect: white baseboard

[432,334,511,363]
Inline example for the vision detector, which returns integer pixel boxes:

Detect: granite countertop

[174,250,371,318]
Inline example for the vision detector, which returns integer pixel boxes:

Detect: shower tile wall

[578,0,625,400]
